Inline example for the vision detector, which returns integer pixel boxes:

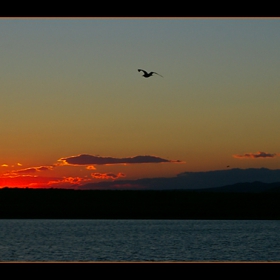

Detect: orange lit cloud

[58,154,182,166]
[47,176,91,186]
[86,165,96,170]
[4,165,55,176]
[1,163,22,167]
[91,172,126,180]
[233,151,279,159]
[61,176,87,184]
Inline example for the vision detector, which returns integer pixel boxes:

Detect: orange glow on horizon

[0,175,91,189]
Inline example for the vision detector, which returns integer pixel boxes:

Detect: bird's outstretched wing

[152,72,163,77]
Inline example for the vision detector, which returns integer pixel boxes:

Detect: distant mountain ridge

[80,168,280,191]
[193,181,280,193]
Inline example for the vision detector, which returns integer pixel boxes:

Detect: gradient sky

[1,17,280,188]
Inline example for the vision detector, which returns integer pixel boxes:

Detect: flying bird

[138,69,163,78]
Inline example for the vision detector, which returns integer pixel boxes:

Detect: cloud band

[233,151,278,159]
[59,154,182,166]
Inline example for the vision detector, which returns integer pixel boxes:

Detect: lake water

[0,219,280,262]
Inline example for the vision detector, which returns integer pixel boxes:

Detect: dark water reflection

[0,220,279,261]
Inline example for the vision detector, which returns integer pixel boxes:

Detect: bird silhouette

[138,69,163,78]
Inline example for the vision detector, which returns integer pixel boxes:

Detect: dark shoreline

[1,188,280,219]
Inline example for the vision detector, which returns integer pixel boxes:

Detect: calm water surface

[0,219,279,261]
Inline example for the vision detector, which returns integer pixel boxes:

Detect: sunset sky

[1,17,280,189]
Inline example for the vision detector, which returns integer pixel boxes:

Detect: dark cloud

[59,154,182,166]
[233,151,278,159]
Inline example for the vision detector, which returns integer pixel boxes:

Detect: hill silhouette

[193,181,280,193]
[79,168,280,190]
